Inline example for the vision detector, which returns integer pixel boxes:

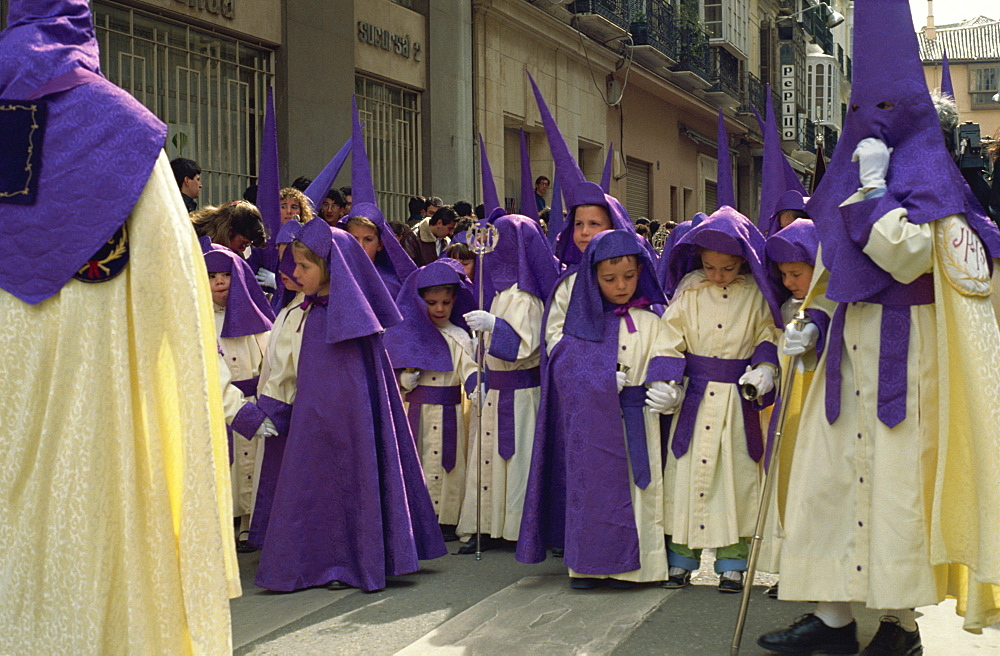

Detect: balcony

[630,0,678,71]
[801,7,833,55]
[738,71,765,117]
[670,17,712,89]
[820,123,838,154]
[568,0,630,42]
[845,55,852,82]
[705,46,741,107]
[800,116,816,154]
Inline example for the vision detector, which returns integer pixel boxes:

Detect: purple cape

[383,259,476,371]
[516,230,664,571]
[764,218,819,305]
[254,313,447,592]
[666,206,783,327]
[202,239,275,337]
[0,0,166,303]
[805,0,1000,302]
[487,214,559,302]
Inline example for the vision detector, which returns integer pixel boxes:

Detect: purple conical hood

[519,129,539,220]
[600,143,614,193]
[655,214,706,298]
[805,0,1000,302]
[0,0,166,304]
[666,207,783,327]
[350,94,376,209]
[257,86,281,246]
[479,134,505,220]
[756,85,807,235]
[383,259,476,371]
[296,219,402,343]
[203,242,276,338]
[528,71,586,205]
[765,218,818,267]
[716,110,736,209]
[940,49,954,98]
[303,137,351,215]
[547,173,564,246]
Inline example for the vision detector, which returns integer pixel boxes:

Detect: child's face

[347,224,382,262]
[778,261,814,299]
[596,257,641,306]
[701,250,744,288]
[293,249,329,296]
[209,271,231,307]
[280,198,301,224]
[460,258,475,279]
[422,289,456,328]
[572,205,613,253]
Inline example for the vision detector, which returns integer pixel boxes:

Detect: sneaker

[757,613,859,655]
[860,617,922,656]
[661,567,692,589]
[718,570,744,594]
[766,582,779,598]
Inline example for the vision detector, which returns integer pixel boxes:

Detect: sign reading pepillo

[357,21,422,62]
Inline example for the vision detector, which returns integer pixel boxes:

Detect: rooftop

[918,16,1000,62]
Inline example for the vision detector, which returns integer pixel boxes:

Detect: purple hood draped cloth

[268,220,303,314]
[0,0,166,304]
[384,259,475,371]
[655,212,707,299]
[255,221,446,593]
[519,128,539,221]
[754,86,808,236]
[202,238,275,337]
[341,95,417,298]
[528,71,654,268]
[516,230,666,569]
[487,214,559,302]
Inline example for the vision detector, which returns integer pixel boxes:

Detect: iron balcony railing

[567,0,630,31]
[801,116,816,153]
[801,6,833,55]
[710,46,741,101]
[672,16,712,83]
[630,0,678,60]
[739,71,764,115]
[822,123,838,154]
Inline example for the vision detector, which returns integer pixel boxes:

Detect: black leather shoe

[570,577,598,590]
[757,614,859,654]
[718,571,744,593]
[326,580,351,590]
[860,617,922,656]
[766,582,780,598]
[440,524,459,542]
[660,570,692,589]
[456,535,492,555]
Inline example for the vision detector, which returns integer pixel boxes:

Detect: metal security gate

[625,157,651,221]
[92,2,274,206]
[355,75,422,224]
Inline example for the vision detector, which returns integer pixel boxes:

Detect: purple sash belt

[619,386,651,489]
[825,274,934,427]
[671,353,764,462]
[232,375,259,398]
[405,384,462,472]
[486,366,541,460]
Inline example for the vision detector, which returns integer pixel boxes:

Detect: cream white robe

[457,285,544,540]
[661,271,780,549]
[405,322,477,524]
[0,152,237,655]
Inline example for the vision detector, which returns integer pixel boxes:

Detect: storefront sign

[357,21,422,62]
[176,0,234,20]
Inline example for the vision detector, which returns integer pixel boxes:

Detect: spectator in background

[340,186,352,215]
[320,187,348,225]
[454,200,475,221]
[191,201,267,254]
[170,157,202,213]
[402,205,457,267]
[407,195,426,227]
[425,196,443,218]
[534,175,550,213]
[388,221,408,242]
[290,176,312,192]
[474,204,486,221]
[634,223,649,241]
[243,184,258,205]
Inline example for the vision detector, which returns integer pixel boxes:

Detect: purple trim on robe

[226,426,234,465]
[405,384,461,472]
[751,341,778,368]
[486,366,540,460]
[247,432,288,550]
[805,308,830,359]
[463,373,478,396]
[257,394,293,437]
[671,353,765,462]
[231,375,260,398]
[619,385,651,489]
[516,311,641,574]
[653,356,687,384]
[231,400,266,440]
[487,317,521,363]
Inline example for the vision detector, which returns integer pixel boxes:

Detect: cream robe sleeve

[839,189,934,283]
[257,302,305,405]
[489,285,543,364]
[544,273,575,355]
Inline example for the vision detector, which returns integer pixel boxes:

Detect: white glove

[616,370,628,393]
[399,370,421,393]
[469,383,487,409]
[463,310,497,333]
[852,137,893,190]
[646,381,682,415]
[254,417,278,439]
[738,364,775,397]
[782,322,820,356]
[255,268,276,289]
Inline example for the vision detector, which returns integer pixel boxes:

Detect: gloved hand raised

[738,364,775,397]
[852,137,893,190]
[255,268,276,289]
[463,310,497,333]
[782,322,820,356]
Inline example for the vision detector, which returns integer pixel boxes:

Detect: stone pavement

[231,542,1000,655]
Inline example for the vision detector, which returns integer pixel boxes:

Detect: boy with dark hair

[454,200,474,219]
[407,195,427,226]
[320,187,348,225]
[170,156,202,212]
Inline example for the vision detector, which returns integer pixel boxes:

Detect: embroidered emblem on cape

[936,215,990,297]
[74,224,129,283]
[0,100,46,205]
